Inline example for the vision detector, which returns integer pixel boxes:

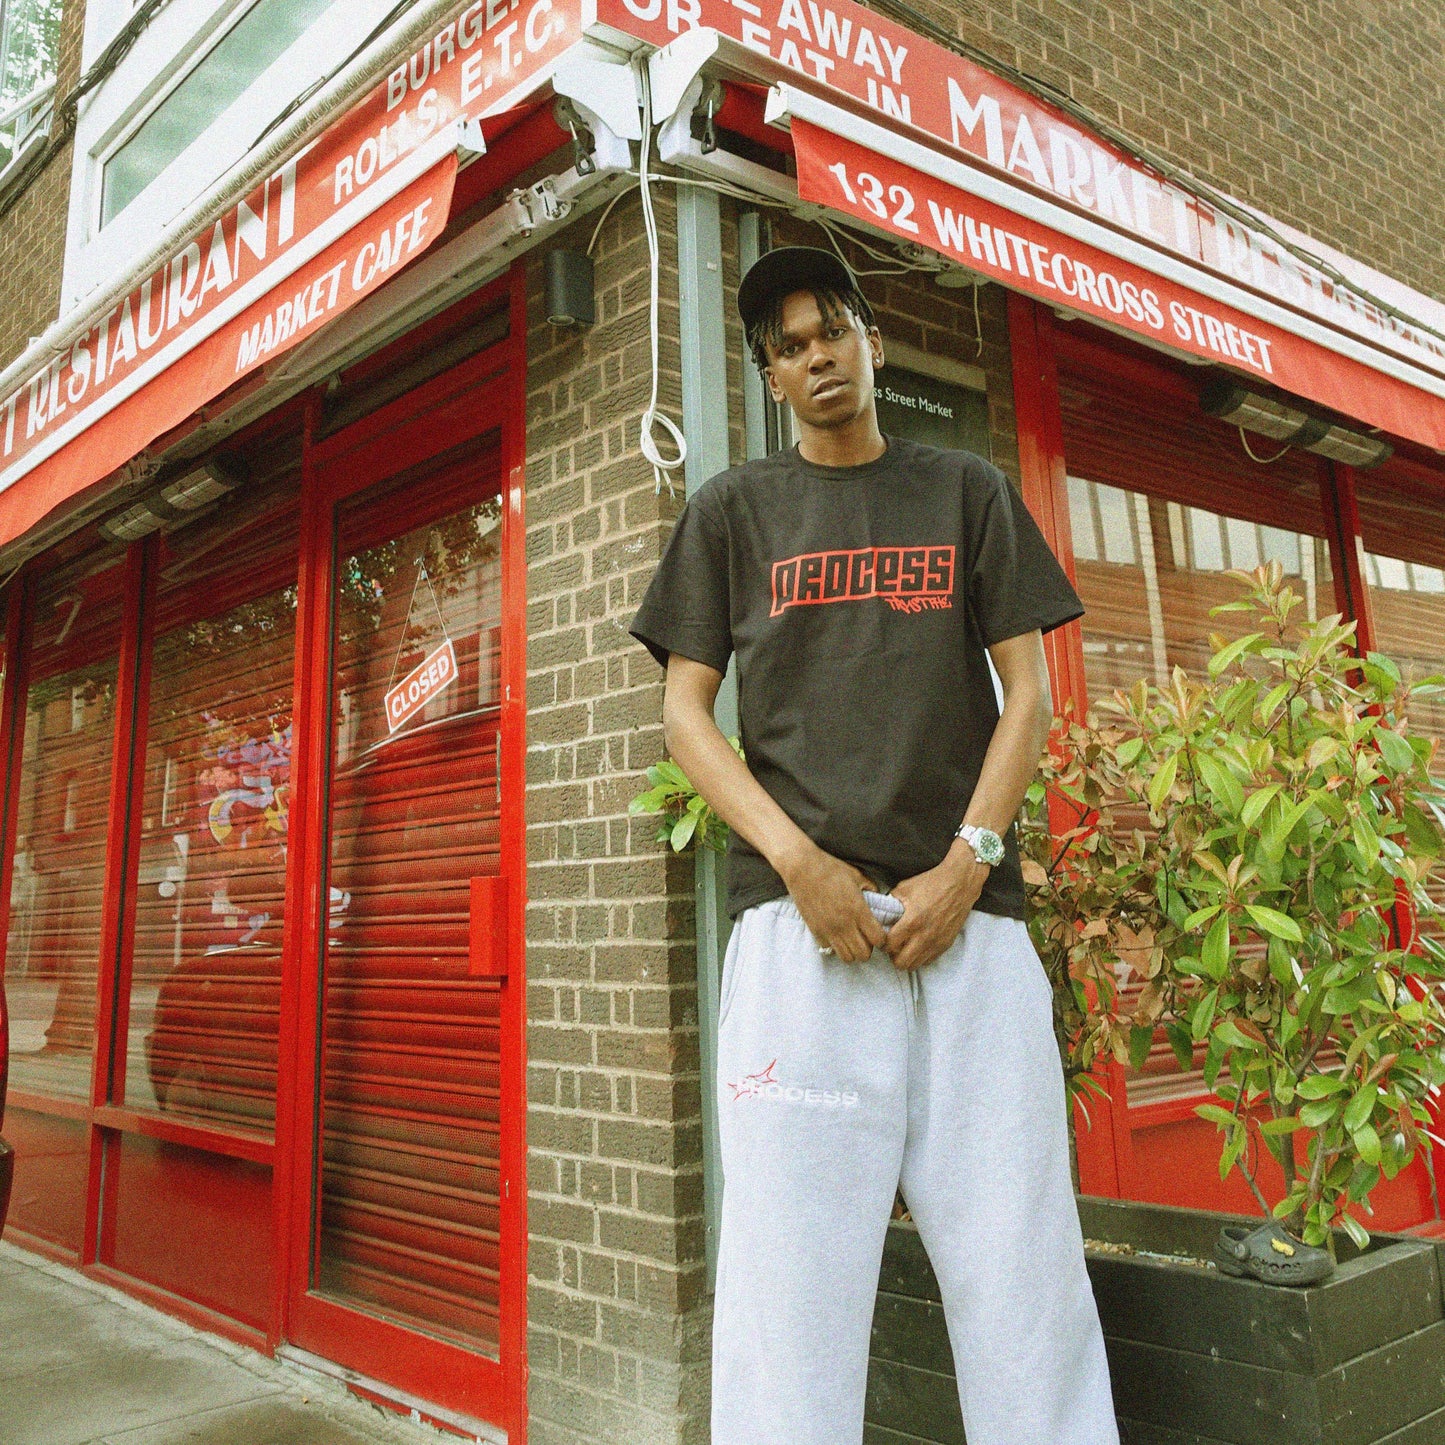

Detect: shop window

[99,0,333,227]
[5,554,126,1105]
[1066,475,1333,700]
[1354,475,1445,936]
[0,0,60,168]
[122,468,301,1135]
[1056,349,1337,1114]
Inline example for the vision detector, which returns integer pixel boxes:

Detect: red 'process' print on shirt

[770,545,955,618]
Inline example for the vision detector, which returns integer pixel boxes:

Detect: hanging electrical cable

[1236,427,1292,464]
[0,0,178,222]
[635,63,688,497]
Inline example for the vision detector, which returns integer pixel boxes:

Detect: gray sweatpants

[712,898,1119,1445]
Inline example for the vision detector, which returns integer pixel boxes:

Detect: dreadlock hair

[746,284,877,374]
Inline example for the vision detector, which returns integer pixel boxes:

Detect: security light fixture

[1201,377,1392,467]
[159,460,237,512]
[99,501,166,543]
[98,460,238,543]
[545,250,595,329]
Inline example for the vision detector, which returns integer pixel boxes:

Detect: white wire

[635,67,687,498]
[1237,426,1292,464]
[583,135,953,499]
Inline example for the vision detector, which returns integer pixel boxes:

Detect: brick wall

[522,186,711,1445]
[0,0,84,369]
[518,187,1027,1442]
[887,0,1445,305]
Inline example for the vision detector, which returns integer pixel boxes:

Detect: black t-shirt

[629,437,1084,921]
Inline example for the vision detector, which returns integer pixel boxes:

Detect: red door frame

[1010,292,1445,1225]
[275,267,529,1438]
[1008,292,1134,1199]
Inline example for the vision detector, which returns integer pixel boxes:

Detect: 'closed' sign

[384,638,458,734]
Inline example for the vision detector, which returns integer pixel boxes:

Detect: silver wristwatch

[955,823,1005,867]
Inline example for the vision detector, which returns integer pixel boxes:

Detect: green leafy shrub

[629,738,742,852]
[1020,563,1445,1247]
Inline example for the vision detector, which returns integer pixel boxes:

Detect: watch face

[976,829,1005,865]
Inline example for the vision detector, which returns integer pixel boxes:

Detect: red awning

[0,3,575,550]
[767,86,1445,454]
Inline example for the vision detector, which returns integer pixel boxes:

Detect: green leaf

[670,812,698,851]
[1129,1025,1155,1071]
[1353,1123,1382,1166]
[1296,1074,1347,1099]
[1208,631,1265,677]
[1116,737,1145,767]
[1259,1115,1308,1137]
[1197,753,1245,817]
[1347,1161,1381,1202]
[1195,1103,1237,1129]
[1183,904,1222,931]
[1201,913,1231,981]
[1339,1213,1371,1251]
[1191,987,1219,1044]
[1220,1127,1247,1180]
[1241,784,1282,829]
[1375,729,1416,773]
[1166,1022,1194,1072]
[1244,904,1303,942]
[1148,752,1180,812]
[1343,1083,1379,1133]
[1299,1098,1341,1128]
[1259,682,1292,723]
[1365,651,1402,686]
[1214,1019,1259,1052]
[1267,935,1295,985]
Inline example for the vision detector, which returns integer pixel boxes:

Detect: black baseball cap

[737,246,861,334]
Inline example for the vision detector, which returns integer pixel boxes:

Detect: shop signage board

[0,0,577,547]
[595,0,1445,387]
[384,638,460,734]
[788,116,1445,453]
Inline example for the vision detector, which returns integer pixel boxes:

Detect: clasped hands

[781,839,988,973]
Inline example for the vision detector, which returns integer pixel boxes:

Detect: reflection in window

[122,475,301,1134]
[1067,476,1333,697]
[6,560,125,1102]
[1068,475,1335,1111]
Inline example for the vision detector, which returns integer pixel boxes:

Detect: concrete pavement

[0,1241,481,1445]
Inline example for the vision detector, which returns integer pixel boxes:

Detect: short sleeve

[967,463,1084,646]
[629,486,733,672]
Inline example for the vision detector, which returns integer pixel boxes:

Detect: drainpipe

[676,182,734,1289]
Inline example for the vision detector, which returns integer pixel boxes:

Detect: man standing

[630,248,1118,1445]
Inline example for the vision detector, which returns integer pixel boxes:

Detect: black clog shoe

[1214,1220,1335,1287]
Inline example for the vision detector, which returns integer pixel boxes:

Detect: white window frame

[64,0,397,311]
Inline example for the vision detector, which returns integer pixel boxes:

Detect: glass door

[316,461,504,1341]
[285,358,523,1430]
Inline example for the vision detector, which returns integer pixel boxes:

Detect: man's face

[762,290,884,431]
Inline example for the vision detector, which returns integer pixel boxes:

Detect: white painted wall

[64,0,396,310]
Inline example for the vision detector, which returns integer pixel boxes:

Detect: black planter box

[865,1197,1445,1445]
